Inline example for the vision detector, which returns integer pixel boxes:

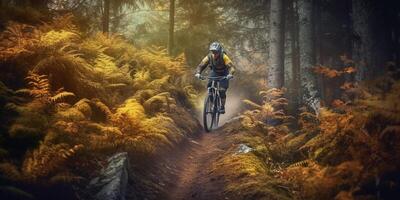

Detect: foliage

[0,14,201,198]
[280,78,400,198]
[241,88,293,140]
[313,65,356,78]
[229,73,400,199]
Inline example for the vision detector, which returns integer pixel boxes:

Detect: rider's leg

[207,80,213,101]
[219,73,229,114]
[220,88,226,113]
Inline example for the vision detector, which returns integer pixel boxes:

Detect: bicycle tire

[203,95,214,132]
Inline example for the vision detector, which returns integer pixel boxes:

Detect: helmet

[209,42,222,53]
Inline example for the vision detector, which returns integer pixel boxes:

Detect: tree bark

[284,2,294,90]
[268,0,285,89]
[284,0,300,115]
[397,15,400,66]
[298,0,320,114]
[351,0,373,81]
[168,0,175,55]
[102,0,110,35]
[313,0,325,106]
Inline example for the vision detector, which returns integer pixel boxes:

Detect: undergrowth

[225,71,400,199]
[0,14,201,199]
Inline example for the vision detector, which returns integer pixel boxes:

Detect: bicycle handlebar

[199,76,229,81]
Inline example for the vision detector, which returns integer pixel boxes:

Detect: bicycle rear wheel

[203,95,214,132]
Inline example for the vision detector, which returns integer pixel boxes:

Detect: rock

[235,144,253,154]
[89,152,130,200]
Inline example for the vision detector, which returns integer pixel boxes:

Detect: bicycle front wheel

[203,95,214,132]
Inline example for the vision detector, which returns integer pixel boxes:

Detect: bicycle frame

[208,78,223,108]
[201,76,225,132]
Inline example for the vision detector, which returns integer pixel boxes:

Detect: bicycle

[199,75,230,132]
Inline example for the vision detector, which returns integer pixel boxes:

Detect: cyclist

[195,42,236,114]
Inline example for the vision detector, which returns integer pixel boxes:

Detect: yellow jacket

[196,53,236,75]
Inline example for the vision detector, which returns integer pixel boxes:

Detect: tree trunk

[110,4,121,34]
[168,0,175,55]
[397,15,400,66]
[284,1,293,90]
[268,0,285,89]
[284,0,299,115]
[313,0,325,106]
[298,0,320,114]
[351,0,373,81]
[102,0,110,35]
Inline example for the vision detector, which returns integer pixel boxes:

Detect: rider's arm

[223,54,236,75]
[196,56,210,74]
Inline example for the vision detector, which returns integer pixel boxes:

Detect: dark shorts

[207,70,229,90]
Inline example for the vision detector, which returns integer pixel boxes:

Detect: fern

[143,92,175,114]
[0,16,202,192]
[42,14,77,31]
[49,172,83,184]
[313,65,356,78]
[56,107,86,121]
[91,99,113,121]
[50,91,75,103]
[288,159,312,168]
[23,71,51,100]
[243,99,262,109]
[39,30,79,48]
[0,22,39,60]
[22,143,83,179]
[0,163,23,182]
[105,83,128,89]
[73,98,92,118]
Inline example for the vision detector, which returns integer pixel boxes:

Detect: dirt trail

[165,132,228,200]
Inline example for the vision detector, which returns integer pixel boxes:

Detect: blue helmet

[209,42,222,53]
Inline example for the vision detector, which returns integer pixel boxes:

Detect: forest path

[165,131,228,200]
